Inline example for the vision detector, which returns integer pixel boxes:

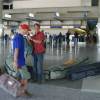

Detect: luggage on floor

[24,38,33,57]
[5,56,17,77]
[5,56,33,79]
[0,74,24,97]
[66,62,100,80]
[0,67,4,75]
[63,59,76,65]
[63,57,89,66]
[26,55,33,66]
[44,65,66,80]
[44,57,89,80]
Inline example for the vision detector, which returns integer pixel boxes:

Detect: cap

[20,24,31,31]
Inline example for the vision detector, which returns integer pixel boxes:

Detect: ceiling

[3,0,28,2]
[3,6,98,22]
[3,0,12,3]
[2,0,99,22]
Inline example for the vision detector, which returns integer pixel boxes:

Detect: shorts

[16,66,31,80]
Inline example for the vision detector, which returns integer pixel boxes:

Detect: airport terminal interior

[1,0,100,100]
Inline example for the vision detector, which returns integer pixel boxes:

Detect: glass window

[3,5,9,10]
[91,0,99,6]
[10,4,13,9]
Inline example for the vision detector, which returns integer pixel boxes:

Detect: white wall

[22,20,83,26]
[38,21,50,26]
[13,0,81,9]
[40,20,82,26]
[41,28,68,35]
[4,20,86,35]
[81,0,91,6]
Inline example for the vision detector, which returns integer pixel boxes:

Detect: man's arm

[30,33,45,44]
[31,39,42,44]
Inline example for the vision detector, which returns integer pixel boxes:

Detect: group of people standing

[13,23,45,96]
[48,30,78,48]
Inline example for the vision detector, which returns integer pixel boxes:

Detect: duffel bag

[0,74,24,97]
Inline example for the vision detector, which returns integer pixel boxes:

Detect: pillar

[0,0,3,24]
[97,0,100,43]
[0,0,3,37]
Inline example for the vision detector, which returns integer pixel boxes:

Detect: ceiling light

[29,13,34,17]
[56,12,60,17]
[5,14,11,18]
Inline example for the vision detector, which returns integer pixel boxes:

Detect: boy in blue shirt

[13,24,31,96]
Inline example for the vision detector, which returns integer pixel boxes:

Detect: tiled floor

[0,39,100,100]
[82,75,100,93]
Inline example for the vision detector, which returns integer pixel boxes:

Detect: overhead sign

[50,26,62,28]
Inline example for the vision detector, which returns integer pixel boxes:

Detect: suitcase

[0,74,24,97]
[66,62,100,80]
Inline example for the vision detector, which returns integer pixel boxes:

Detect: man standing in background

[29,23,45,83]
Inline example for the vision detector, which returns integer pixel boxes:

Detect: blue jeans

[32,53,44,81]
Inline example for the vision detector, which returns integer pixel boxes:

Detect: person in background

[29,23,45,83]
[74,31,79,47]
[13,24,31,96]
[4,34,8,44]
[66,30,70,47]
[58,32,63,48]
[49,35,53,46]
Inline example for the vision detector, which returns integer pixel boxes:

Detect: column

[0,0,3,24]
[0,0,3,37]
[97,0,100,43]
[98,0,100,22]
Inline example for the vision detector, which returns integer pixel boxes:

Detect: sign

[50,26,62,28]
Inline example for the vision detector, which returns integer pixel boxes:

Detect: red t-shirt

[31,32,45,54]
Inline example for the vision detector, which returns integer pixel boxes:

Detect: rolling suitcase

[0,74,24,97]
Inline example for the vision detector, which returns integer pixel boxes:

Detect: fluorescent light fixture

[62,26,74,29]
[41,26,50,29]
[29,13,34,17]
[62,26,68,28]
[56,12,60,17]
[81,26,86,28]
[68,26,74,28]
[5,14,11,18]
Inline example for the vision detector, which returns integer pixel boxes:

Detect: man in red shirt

[29,23,45,83]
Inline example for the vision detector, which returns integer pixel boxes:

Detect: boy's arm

[13,48,19,70]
